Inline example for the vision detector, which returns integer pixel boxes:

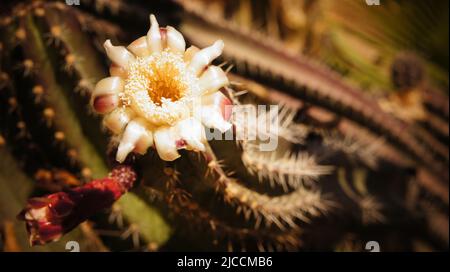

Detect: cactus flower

[91,15,232,162]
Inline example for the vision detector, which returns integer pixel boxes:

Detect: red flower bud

[17,165,137,246]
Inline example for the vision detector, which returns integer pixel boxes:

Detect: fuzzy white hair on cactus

[91,14,232,162]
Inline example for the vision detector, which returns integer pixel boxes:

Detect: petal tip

[149,14,158,25]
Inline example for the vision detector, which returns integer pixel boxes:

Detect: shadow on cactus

[0,0,448,252]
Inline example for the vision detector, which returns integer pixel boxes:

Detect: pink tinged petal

[154,127,180,161]
[127,36,151,58]
[103,108,134,134]
[188,40,224,76]
[166,26,185,54]
[146,14,162,53]
[91,77,124,114]
[92,94,119,114]
[104,39,135,68]
[197,66,229,96]
[175,118,206,152]
[201,92,233,132]
[175,139,187,148]
[202,91,233,120]
[201,105,232,133]
[220,94,233,121]
[116,119,153,163]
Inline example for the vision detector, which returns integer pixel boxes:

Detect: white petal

[153,127,180,161]
[134,131,153,155]
[146,14,162,53]
[166,26,185,54]
[175,118,205,151]
[92,76,124,97]
[103,108,134,134]
[197,66,229,96]
[188,40,224,76]
[116,118,153,162]
[90,77,124,113]
[104,40,135,68]
[127,36,151,57]
[109,64,128,78]
[184,46,199,62]
[201,105,232,132]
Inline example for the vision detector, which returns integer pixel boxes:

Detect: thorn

[225,170,235,177]
[227,240,233,252]
[14,28,27,43]
[16,121,27,139]
[91,228,122,237]
[15,8,27,18]
[0,16,13,27]
[53,2,67,11]
[225,64,234,74]
[34,7,46,17]
[34,168,52,184]
[50,26,62,37]
[163,166,175,175]
[95,0,108,13]
[19,59,35,77]
[67,148,78,165]
[108,203,124,228]
[0,134,5,147]
[121,224,140,249]
[30,0,45,9]
[146,242,159,252]
[45,25,65,46]
[207,159,223,170]
[75,78,93,95]
[32,85,45,103]
[163,166,179,181]
[257,241,265,252]
[230,81,243,86]
[0,72,10,90]
[54,131,65,142]
[42,107,55,127]
[64,54,81,73]
[218,61,228,68]
[81,167,92,180]
[7,97,18,113]
[95,0,122,15]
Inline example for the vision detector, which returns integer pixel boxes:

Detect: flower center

[126,51,190,105]
[144,57,186,105]
[124,50,199,126]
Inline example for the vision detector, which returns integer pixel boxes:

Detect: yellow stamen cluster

[124,50,199,126]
